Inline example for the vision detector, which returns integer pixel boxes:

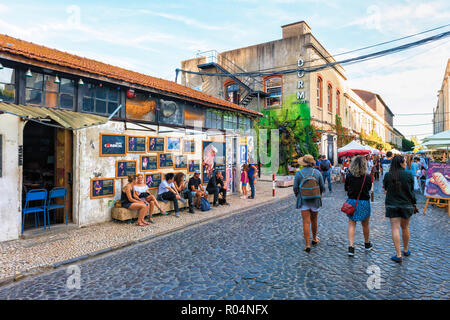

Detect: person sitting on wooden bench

[206,170,229,207]
[188,170,208,210]
[157,173,182,218]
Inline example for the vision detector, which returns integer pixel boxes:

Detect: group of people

[121,170,229,226]
[294,151,421,263]
[240,163,258,199]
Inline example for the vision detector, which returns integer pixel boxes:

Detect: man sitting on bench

[207,170,229,207]
[188,170,208,209]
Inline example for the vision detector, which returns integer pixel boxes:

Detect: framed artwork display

[158,153,174,168]
[91,178,115,199]
[140,155,158,172]
[127,135,146,153]
[99,134,126,156]
[147,136,165,153]
[116,160,137,178]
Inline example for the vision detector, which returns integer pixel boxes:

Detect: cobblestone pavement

[0,181,448,299]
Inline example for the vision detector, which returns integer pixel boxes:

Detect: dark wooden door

[55,129,73,223]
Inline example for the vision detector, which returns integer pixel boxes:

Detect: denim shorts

[242,183,247,187]
[300,204,319,212]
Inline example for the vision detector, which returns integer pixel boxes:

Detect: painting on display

[183,139,195,154]
[91,178,115,199]
[116,160,137,178]
[424,162,450,198]
[145,173,162,190]
[202,141,226,183]
[158,153,174,168]
[140,155,158,172]
[167,137,181,152]
[188,160,200,173]
[127,136,146,153]
[148,136,165,152]
[99,134,126,156]
[174,155,187,169]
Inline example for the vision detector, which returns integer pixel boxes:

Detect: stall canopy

[418,130,450,149]
[338,140,371,157]
[0,102,109,130]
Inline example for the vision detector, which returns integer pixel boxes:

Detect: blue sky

[1,0,449,140]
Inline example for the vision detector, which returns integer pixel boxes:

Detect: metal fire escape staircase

[196,50,267,108]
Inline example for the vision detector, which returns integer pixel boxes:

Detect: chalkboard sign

[116,160,137,178]
[148,136,165,152]
[183,139,195,154]
[188,160,200,173]
[174,155,187,169]
[91,178,115,199]
[158,153,173,168]
[145,173,162,190]
[127,136,146,153]
[100,134,126,156]
[140,155,158,172]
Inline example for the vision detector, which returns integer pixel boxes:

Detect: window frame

[264,75,282,109]
[0,66,16,104]
[336,89,341,116]
[82,82,120,116]
[316,76,323,109]
[25,72,75,109]
[327,82,333,113]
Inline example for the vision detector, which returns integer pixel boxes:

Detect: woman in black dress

[121,175,149,226]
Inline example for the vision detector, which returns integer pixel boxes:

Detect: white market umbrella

[338,140,371,157]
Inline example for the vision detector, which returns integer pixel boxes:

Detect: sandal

[312,238,320,245]
[304,247,311,253]
[136,221,146,227]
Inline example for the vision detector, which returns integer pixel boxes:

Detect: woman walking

[344,156,373,256]
[293,155,325,253]
[383,155,417,263]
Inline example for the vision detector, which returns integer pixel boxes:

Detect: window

[327,83,332,112]
[205,109,223,129]
[82,83,119,115]
[239,117,251,131]
[316,76,322,109]
[225,83,240,105]
[265,76,282,108]
[336,90,340,116]
[25,73,75,109]
[224,113,238,130]
[0,67,15,103]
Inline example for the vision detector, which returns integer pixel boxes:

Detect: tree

[402,137,415,152]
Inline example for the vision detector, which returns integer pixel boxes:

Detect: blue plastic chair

[22,189,47,234]
[46,187,67,228]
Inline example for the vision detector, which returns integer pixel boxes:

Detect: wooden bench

[112,193,214,221]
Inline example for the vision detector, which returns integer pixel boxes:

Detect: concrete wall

[0,114,23,242]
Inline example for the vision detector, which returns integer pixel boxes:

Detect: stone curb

[0,193,293,288]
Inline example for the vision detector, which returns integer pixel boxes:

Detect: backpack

[299,169,321,200]
[200,197,211,211]
[319,160,329,172]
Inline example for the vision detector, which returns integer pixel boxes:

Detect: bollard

[272,173,275,197]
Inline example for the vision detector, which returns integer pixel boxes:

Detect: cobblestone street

[0,180,448,300]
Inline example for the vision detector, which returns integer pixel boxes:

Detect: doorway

[22,121,73,230]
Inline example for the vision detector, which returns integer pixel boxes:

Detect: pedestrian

[157,173,182,218]
[315,155,323,170]
[248,161,258,199]
[206,170,228,206]
[240,164,249,199]
[344,156,373,256]
[293,154,325,253]
[381,151,393,180]
[121,175,149,226]
[319,155,333,192]
[383,155,418,263]
[372,155,380,181]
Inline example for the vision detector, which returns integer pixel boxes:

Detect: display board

[116,160,137,178]
[424,162,450,198]
[148,136,165,152]
[140,155,158,172]
[167,137,181,152]
[127,136,146,153]
[183,139,195,154]
[100,134,126,156]
[158,153,174,168]
[174,155,187,169]
[145,173,162,190]
[91,178,115,199]
[202,141,226,183]
[188,160,200,173]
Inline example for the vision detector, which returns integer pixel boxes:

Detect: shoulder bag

[341,174,367,216]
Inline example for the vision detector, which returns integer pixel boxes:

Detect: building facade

[180,21,402,169]
[0,34,261,242]
[433,59,450,134]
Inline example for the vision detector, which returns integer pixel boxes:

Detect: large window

[265,76,282,108]
[205,109,223,129]
[82,83,119,115]
[316,76,322,109]
[0,67,15,103]
[336,89,341,116]
[225,83,240,105]
[239,116,251,131]
[224,113,238,130]
[327,83,332,112]
[26,73,75,109]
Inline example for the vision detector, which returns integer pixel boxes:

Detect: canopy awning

[337,140,371,157]
[0,102,110,130]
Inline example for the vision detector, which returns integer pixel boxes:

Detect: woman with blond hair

[344,156,373,256]
[133,173,166,223]
[121,175,149,226]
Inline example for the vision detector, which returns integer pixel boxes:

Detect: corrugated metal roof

[0,102,108,130]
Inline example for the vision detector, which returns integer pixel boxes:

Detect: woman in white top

[133,173,166,223]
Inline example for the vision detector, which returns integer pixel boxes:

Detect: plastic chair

[46,187,67,228]
[22,189,47,234]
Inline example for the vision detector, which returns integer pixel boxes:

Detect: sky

[1,0,449,141]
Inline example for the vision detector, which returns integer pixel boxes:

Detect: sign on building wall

[0,135,2,177]
[127,136,146,153]
[148,137,165,152]
[145,173,162,190]
[91,178,115,199]
[188,160,200,173]
[202,141,226,183]
[140,155,158,171]
[100,134,126,156]
[158,153,174,168]
[174,155,187,169]
[116,160,137,178]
